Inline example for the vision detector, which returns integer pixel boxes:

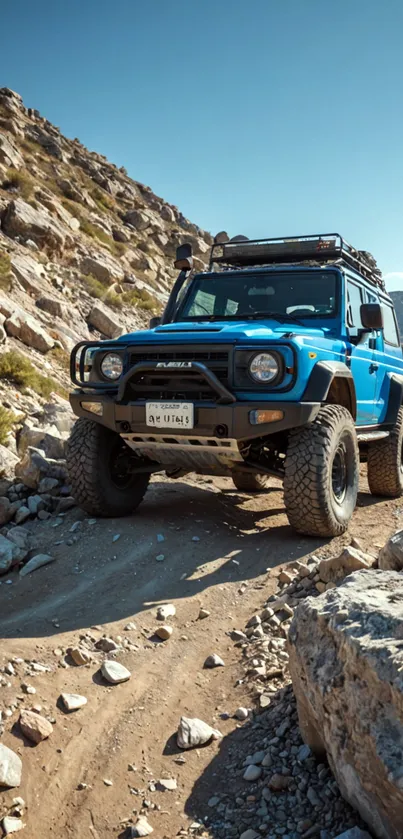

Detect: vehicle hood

[117,319,328,344]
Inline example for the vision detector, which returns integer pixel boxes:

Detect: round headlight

[101,353,123,380]
[249,352,279,383]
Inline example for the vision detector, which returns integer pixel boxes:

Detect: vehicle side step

[356,430,390,442]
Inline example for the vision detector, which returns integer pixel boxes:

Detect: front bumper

[69,391,320,441]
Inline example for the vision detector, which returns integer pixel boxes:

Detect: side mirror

[360,303,383,331]
[149,316,161,329]
[174,243,193,270]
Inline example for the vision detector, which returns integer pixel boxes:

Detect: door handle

[370,363,379,374]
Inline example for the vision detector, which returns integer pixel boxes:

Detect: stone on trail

[155,625,173,641]
[243,764,262,781]
[334,832,372,839]
[2,816,25,835]
[130,817,154,836]
[101,660,131,684]
[95,637,119,652]
[60,693,87,711]
[318,546,374,584]
[177,716,222,750]
[288,569,403,838]
[158,777,177,790]
[69,646,91,666]
[198,608,210,619]
[156,603,176,620]
[0,744,22,788]
[378,529,403,571]
[19,553,54,577]
[204,653,225,668]
[19,709,53,743]
[240,831,260,839]
[235,707,249,720]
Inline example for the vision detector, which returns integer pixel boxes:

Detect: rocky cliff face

[0,87,212,473]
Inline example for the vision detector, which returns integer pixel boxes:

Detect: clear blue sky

[1,0,403,290]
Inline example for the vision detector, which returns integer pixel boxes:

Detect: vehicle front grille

[125,344,231,402]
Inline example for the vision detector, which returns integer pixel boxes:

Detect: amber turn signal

[249,409,284,425]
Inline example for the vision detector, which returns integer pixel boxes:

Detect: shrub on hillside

[0,252,13,291]
[2,168,34,200]
[0,405,17,446]
[0,352,67,399]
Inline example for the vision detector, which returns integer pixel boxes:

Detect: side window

[382,304,400,346]
[346,282,363,336]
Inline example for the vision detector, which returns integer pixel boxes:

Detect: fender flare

[302,361,357,419]
[383,373,403,426]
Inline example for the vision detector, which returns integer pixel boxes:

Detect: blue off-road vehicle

[67,233,403,537]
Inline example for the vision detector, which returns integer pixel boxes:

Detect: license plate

[145,401,194,429]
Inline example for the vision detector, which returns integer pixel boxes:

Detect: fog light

[81,401,103,416]
[249,409,284,425]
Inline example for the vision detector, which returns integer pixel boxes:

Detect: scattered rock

[87,302,123,339]
[177,716,222,750]
[158,777,177,791]
[60,693,87,711]
[268,773,290,791]
[69,647,91,666]
[243,764,262,781]
[19,709,53,743]
[156,604,176,620]
[19,554,54,577]
[204,654,225,668]
[198,608,210,619]
[1,816,25,835]
[240,831,260,839]
[101,660,131,684]
[0,744,22,788]
[155,625,173,641]
[95,637,119,652]
[378,529,403,571]
[318,546,375,584]
[130,817,154,837]
[234,707,249,720]
[3,198,72,255]
[124,622,136,631]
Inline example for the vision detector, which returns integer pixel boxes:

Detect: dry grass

[0,252,13,291]
[2,168,34,200]
[0,352,67,399]
[0,405,17,446]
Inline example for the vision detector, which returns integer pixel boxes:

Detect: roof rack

[209,233,385,290]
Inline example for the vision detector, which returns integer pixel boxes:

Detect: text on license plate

[145,402,194,429]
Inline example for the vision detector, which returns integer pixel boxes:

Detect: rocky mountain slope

[0,86,212,474]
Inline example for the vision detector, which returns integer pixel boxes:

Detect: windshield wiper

[234,311,304,324]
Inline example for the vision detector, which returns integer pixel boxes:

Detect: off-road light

[101,353,123,380]
[249,352,279,383]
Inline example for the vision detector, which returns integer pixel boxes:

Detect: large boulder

[0,444,19,478]
[79,251,124,283]
[2,198,73,255]
[288,570,403,839]
[15,447,67,489]
[5,309,54,352]
[10,252,45,295]
[0,133,24,169]
[87,302,123,339]
[379,530,403,571]
[36,294,70,320]
[123,208,151,231]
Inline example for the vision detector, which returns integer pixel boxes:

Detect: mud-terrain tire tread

[367,407,403,497]
[284,404,359,537]
[66,417,149,517]
[231,472,270,492]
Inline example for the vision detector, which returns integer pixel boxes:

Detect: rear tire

[232,472,270,492]
[284,405,359,537]
[367,407,403,497]
[66,418,150,517]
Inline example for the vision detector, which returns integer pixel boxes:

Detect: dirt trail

[0,472,400,838]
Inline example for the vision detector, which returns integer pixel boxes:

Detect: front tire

[284,405,359,537]
[367,407,403,497]
[232,472,270,492]
[66,418,150,517]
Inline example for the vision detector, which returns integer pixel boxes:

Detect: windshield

[177,271,338,321]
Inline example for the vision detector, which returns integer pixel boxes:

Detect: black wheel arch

[303,361,357,421]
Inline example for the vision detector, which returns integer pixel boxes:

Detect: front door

[346,280,377,425]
